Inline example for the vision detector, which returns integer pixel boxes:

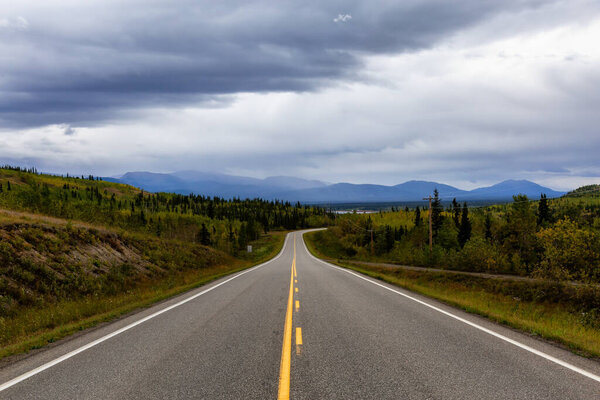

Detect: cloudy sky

[1,0,599,190]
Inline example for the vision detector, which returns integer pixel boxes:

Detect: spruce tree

[414,206,421,227]
[431,189,443,238]
[537,194,550,226]
[458,202,472,248]
[197,223,211,245]
[384,225,394,253]
[484,213,492,241]
[452,198,460,228]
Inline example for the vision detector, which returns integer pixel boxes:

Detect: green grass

[304,230,600,358]
[0,231,286,360]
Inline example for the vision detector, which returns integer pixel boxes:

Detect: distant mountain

[464,180,565,201]
[105,171,327,199]
[105,171,566,203]
[280,181,468,203]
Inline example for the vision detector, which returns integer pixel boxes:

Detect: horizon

[32,166,574,192]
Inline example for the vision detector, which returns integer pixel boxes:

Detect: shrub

[458,237,509,273]
[535,218,600,282]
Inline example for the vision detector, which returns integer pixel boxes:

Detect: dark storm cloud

[0,0,546,127]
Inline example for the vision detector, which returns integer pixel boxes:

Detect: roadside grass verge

[0,231,286,361]
[304,230,600,358]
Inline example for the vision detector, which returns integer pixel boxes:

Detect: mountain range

[103,171,566,203]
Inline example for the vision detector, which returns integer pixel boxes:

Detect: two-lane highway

[1,231,600,399]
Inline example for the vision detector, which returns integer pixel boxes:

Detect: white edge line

[0,234,292,392]
[300,231,600,384]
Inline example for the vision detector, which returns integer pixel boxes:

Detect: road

[1,231,600,399]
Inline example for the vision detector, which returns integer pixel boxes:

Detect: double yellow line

[278,236,300,400]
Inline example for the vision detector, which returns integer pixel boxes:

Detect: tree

[414,207,421,227]
[7,181,11,191]
[431,189,443,238]
[452,198,460,228]
[537,194,551,226]
[197,223,211,245]
[384,225,395,253]
[458,202,472,248]
[0,183,3,193]
[502,195,538,273]
[238,223,248,249]
[484,213,493,241]
[227,224,236,252]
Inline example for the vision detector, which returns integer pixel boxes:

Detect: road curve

[1,231,600,399]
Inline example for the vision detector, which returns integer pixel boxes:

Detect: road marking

[295,288,298,293]
[301,232,600,385]
[295,300,300,312]
[0,234,293,393]
[277,237,296,400]
[296,327,303,355]
[295,279,297,283]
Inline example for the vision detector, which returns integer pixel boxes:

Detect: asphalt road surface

[1,231,600,399]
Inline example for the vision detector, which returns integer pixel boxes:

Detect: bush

[535,218,600,282]
[458,237,509,273]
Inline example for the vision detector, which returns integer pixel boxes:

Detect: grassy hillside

[0,166,312,359]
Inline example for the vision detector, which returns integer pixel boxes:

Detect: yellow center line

[295,300,299,312]
[295,288,298,293]
[277,236,296,400]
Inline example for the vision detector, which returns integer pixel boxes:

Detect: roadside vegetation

[304,185,600,356]
[0,166,331,359]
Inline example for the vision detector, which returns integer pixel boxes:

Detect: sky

[1,0,599,191]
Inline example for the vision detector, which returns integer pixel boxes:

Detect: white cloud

[333,14,352,23]
[0,16,29,31]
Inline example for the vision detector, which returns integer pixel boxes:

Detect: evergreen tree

[363,216,373,246]
[197,223,211,245]
[431,189,443,237]
[452,198,460,228]
[0,183,3,193]
[537,194,550,226]
[238,223,248,249]
[414,206,421,227]
[484,213,493,241]
[7,181,11,191]
[458,202,472,248]
[384,225,394,253]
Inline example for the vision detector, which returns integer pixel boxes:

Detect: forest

[313,186,600,283]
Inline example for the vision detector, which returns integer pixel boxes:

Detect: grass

[0,231,286,360]
[304,230,600,358]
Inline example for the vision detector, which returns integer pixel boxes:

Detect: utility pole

[422,195,432,252]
